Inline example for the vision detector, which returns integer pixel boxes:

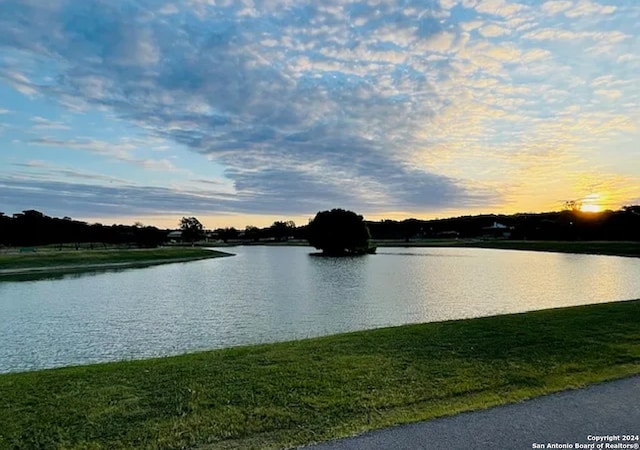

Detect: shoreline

[0,248,234,279]
[0,255,230,275]
[372,239,640,258]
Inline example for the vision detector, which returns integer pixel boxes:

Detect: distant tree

[133,225,165,248]
[619,205,640,240]
[216,227,239,243]
[245,225,261,242]
[270,220,296,241]
[180,217,204,243]
[563,200,582,212]
[307,209,372,255]
[0,212,9,246]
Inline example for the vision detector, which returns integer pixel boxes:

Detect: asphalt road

[303,376,640,450]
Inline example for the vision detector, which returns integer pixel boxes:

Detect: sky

[0,0,638,229]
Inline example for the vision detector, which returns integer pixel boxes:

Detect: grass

[0,247,233,275]
[1,299,638,450]
[375,239,640,258]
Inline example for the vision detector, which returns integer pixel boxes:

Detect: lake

[1,246,640,373]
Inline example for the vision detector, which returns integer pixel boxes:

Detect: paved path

[304,376,640,450]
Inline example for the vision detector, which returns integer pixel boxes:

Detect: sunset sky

[1,0,638,229]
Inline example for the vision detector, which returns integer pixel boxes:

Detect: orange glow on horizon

[580,203,602,213]
[579,193,604,213]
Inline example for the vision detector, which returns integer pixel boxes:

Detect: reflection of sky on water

[1,247,640,373]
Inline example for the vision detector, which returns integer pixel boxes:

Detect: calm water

[1,246,640,373]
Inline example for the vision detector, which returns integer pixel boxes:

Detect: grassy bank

[374,239,640,258]
[0,247,233,277]
[1,300,639,450]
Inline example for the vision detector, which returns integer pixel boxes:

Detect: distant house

[482,222,512,238]
[167,230,182,242]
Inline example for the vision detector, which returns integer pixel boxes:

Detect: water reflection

[1,246,640,373]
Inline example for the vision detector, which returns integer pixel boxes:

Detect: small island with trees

[307,209,376,256]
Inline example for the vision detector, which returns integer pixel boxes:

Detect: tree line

[1,206,638,248]
[367,206,640,241]
[0,210,304,248]
[0,210,167,248]
[178,217,301,244]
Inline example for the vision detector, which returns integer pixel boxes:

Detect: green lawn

[0,247,232,273]
[1,300,638,450]
[375,240,640,258]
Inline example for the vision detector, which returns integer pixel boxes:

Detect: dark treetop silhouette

[180,216,204,243]
[0,205,638,249]
[307,209,374,255]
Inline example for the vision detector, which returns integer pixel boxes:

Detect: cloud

[30,116,71,130]
[0,163,496,220]
[478,24,511,37]
[461,20,483,31]
[474,0,527,18]
[28,137,179,172]
[564,0,616,18]
[0,70,38,96]
[420,31,457,52]
[10,161,130,185]
[541,0,573,15]
[0,177,238,218]
[523,28,628,43]
[440,0,459,11]
[594,89,622,100]
[0,0,638,219]
[541,0,616,17]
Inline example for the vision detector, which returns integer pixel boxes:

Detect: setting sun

[581,204,602,213]
[580,193,604,213]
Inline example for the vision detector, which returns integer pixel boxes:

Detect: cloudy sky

[1,0,638,228]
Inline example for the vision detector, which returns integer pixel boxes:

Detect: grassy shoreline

[1,299,638,449]
[0,247,234,278]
